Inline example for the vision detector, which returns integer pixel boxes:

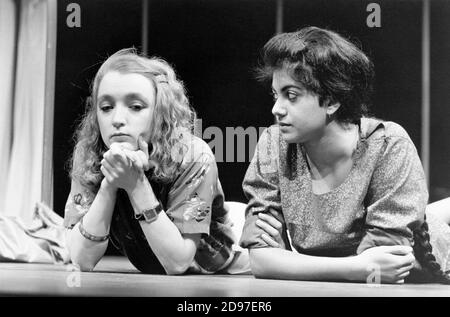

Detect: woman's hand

[121,136,151,172]
[255,212,284,248]
[256,212,416,284]
[355,245,416,284]
[100,138,149,191]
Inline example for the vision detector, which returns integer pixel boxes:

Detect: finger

[101,158,115,172]
[397,254,416,268]
[130,152,144,170]
[137,151,150,171]
[258,212,282,230]
[138,137,150,171]
[397,262,414,274]
[255,219,280,238]
[268,209,280,218]
[125,149,146,171]
[101,159,120,179]
[397,269,411,279]
[122,149,140,169]
[109,144,128,165]
[138,136,149,158]
[103,150,120,167]
[100,165,114,183]
[122,149,137,163]
[394,279,405,284]
[382,245,413,255]
[260,233,281,248]
[103,149,111,160]
[104,150,127,168]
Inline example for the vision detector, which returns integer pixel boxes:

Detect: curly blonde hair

[70,48,196,193]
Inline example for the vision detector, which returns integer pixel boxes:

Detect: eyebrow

[125,93,150,104]
[97,93,151,104]
[271,85,305,92]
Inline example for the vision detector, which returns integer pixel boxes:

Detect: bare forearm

[140,214,199,274]
[128,179,198,275]
[66,225,109,271]
[250,248,363,282]
[67,181,117,271]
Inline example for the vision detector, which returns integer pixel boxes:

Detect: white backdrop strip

[4,0,52,224]
[0,0,17,212]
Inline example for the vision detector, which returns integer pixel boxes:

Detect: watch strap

[135,202,163,223]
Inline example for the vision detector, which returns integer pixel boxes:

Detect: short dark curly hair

[257,26,374,124]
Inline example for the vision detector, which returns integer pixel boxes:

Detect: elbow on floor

[70,257,96,272]
[76,261,95,272]
[249,252,272,279]
[164,263,190,276]
[250,264,269,279]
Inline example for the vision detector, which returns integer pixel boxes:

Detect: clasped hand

[100,137,150,192]
[256,212,416,284]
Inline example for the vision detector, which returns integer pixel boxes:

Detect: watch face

[136,203,162,223]
[143,209,158,222]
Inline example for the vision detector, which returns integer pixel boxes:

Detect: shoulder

[256,125,283,149]
[359,118,424,183]
[260,125,281,140]
[361,117,415,145]
[179,134,216,168]
[358,118,422,177]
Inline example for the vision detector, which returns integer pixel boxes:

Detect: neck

[303,121,358,170]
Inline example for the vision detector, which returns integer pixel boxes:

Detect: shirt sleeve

[63,179,94,229]
[357,135,428,254]
[165,141,221,235]
[239,127,290,250]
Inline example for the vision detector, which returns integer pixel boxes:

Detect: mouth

[278,122,291,127]
[110,133,130,139]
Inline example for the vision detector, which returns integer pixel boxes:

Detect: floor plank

[0,256,449,297]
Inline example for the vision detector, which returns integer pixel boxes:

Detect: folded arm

[65,179,116,271]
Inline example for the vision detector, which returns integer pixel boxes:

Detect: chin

[280,133,301,144]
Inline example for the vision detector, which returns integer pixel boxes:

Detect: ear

[326,100,341,116]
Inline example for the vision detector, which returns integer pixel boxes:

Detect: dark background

[54,0,450,221]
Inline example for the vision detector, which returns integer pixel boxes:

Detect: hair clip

[154,73,168,84]
[293,34,307,51]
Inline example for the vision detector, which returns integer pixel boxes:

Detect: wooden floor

[0,256,449,297]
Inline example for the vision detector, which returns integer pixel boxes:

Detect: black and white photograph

[0,0,449,301]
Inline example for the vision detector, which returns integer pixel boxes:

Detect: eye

[130,102,144,111]
[286,91,298,102]
[99,103,113,112]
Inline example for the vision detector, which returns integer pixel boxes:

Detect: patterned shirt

[64,135,237,274]
[239,118,430,257]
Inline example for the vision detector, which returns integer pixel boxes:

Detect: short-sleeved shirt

[239,118,439,260]
[64,135,238,274]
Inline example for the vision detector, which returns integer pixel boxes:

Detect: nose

[112,105,127,128]
[272,98,287,119]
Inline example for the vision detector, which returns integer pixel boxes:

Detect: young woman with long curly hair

[64,49,249,275]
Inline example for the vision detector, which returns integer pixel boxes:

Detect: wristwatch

[134,202,163,223]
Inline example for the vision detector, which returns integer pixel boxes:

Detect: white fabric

[222,201,251,274]
[224,201,247,251]
[3,0,49,224]
[0,202,69,264]
[0,0,16,212]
